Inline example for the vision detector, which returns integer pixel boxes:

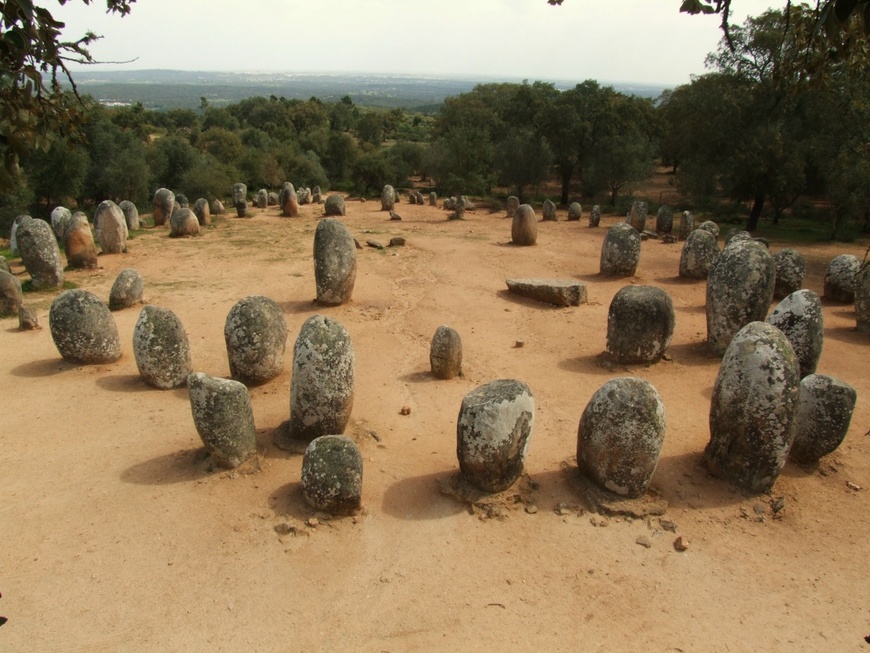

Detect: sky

[54,0,783,87]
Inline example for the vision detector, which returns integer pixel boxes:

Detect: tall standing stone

[789,374,857,464]
[224,295,287,385]
[430,325,462,380]
[17,217,63,290]
[188,372,257,469]
[50,206,72,239]
[656,205,673,234]
[312,186,322,204]
[280,182,298,217]
[119,200,140,231]
[767,289,824,379]
[678,211,694,240]
[0,270,22,317]
[542,199,557,221]
[567,202,582,221]
[94,200,128,254]
[193,198,211,226]
[109,268,144,311]
[231,183,247,207]
[679,228,719,279]
[256,188,268,209]
[63,214,98,269]
[511,204,538,246]
[381,184,396,211]
[823,254,859,303]
[49,290,121,364]
[429,192,438,207]
[705,322,800,494]
[314,218,357,305]
[857,264,870,333]
[301,435,363,514]
[606,286,675,364]
[627,201,647,232]
[599,223,641,277]
[132,305,192,389]
[153,188,175,227]
[9,214,31,256]
[589,205,601,227]
[773,248,806,299]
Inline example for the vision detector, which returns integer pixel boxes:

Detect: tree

[495,130,552,202]
[26,137,89,206]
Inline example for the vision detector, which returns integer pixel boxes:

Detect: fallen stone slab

[505,279,588,307]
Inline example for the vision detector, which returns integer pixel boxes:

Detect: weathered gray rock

[153,188,175,227]
[678,211,694,240]
[567,202,582,221]
[193,198,211,226]
[301,435,363,514]
[578,377,665,498]
[408,191,417,205]
[94,200,128,254]
[381,184,396,211]
[415,191,425,205]
[268,191,279,206]
[51,206,72,239]
[679,228,719,279]
[188,372,257,469]
[823,254,859,303]
[17,217,63,290]
[256,188,268,209]
[789,374,857,464]
[175,194,189,209]
[170,208,200,237]
[430,325,462,380]
[49,290,121,364]
[9,214,31,256]
[724,228,751,247]
[429,192,437,206]
[857,265,870,333]
[18,305,39,330]
[287,315,355,442]
[511,204,538,246]
[0,270,22,317]
[314,218,357,305]
[118,200,139,231]
[312,186,322,204]
[280,183,298,217]
[705,321,800,494]
[109,268,144,311]
[224,295,287,385]
[324,194,346,217]
[211,199,225,215]
[706,238,775,356]
[767,289,824,379]
[506,196,519,218]
[235,200,248,218]
[628,201,647,232]
[656,205,673,234]
[231,183,247,206]
[599,223,641,277]
[133,305,192,389]
[589,205,601,228]
[457,379,535,493]
[505,278,587,307]
[606,285,675,364]
[697,220,720,239]
[63,214,98,269]
[298,188,311,205]
[542,199,557,221]
[773,248,805,299]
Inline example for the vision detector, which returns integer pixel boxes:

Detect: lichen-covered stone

[256,188,268,209]
[49,289,121,364]
[697,220,720,239]
[224,295,287,385]
[50,206,72,239]
[589,205,601,228]
[430,325,462,380]
[95,200,128,254]
[301,435,363,514]
[211,200,225,215]
[288,315,355,442]
[767,289,823,379]
[724,228,751,247]
[314,218,356,305]
[773,248,806,299]
[132,305,192,389]
[506,196,519,218]
[429,192,438,207]
[679,228,719,279]
[9,214,31,256]
[628,201,647,232]
[567,202,582,221]
[235,201,248,218]
[324,194,346,217]
[511,204,538,246]
[175,194,189,209]
[118,200,139,231]
[188,372,257,469]
[153,188,175,227]
[381,184,396,211]
[0,270,22,317]
[857,265,870,333]
[109,268,144,311]
[298,188,311,205]
[599,223,641,277]
[0,258,8,273]
[457,379,535,493]
[17,217,63,290]
[705,321,800,494]
[606,285,675,363]
[577,377,665,498]
[706,239,775,356]
[170,208,200,237]
[193,198,211,226]
[789,374,857,464]
[542,199,557,221]
[63,215,98,269]
[678,211,694,240]
[823,254,859,303]
[505,278,587,307]
[231,183,247,206]
[312,186,322,204]
[656,205,673,234]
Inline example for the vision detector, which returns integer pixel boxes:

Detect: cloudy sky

[55,0,782,87]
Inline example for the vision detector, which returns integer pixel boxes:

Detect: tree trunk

[516,185,525,204]
[610,187,618,206]
[559,166,573,206]
[747,192,766,231]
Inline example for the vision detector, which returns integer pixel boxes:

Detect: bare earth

[1,199,868,652]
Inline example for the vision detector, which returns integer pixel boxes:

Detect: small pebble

[306,517,319,528]
[524,504,538,515]
[515,340,525,348]
[636,535,652,549]
[846,481,862,491]
[674,536,689,552]
[659,519,677,533]
[400,405,411,416]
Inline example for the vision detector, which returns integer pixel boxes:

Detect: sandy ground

[1,197,868,652]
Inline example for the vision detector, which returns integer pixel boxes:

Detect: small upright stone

[211,199,225,215]
[301,435,363,514]
[188,372,257,469]
[678,211,694,240]
[63,214,98,269]
[628,201,647,231]
[231,183,247,206]
[132,305,192,389]
[606,286,675,364]
[9,214,31,256]
[789,374,857,464]
[773,249,806,299]
[506,196,519,218]
[224,295,287,385]
[170,208,200,237]
[381,184,396,211]
[324,194,346,217]
[457,379,535,493]
[269,191,279,206]
[119,200,140,231]
[17,217,63,290]
[567,202,582,221]
[51,206,72,238]
[577,377,666,498]
[589,205,601,228]
[678,228,719,279]
[542,199,557,221]
[109,268,144,311]
[408,191,417,205]
[235,200,248,218]
[152,188,175,227]
[656,205,673,234]
[312,186,322,204]
[857,265,870,333]
[94,200,128,254]
[280,183,298,217]
[415,191,425,204]
[767,289,824,379]
[430,325,462,380]
[599,223,641,277]
[193,198,211,226]
[314,218,357,305]
[18,305,39,330]
[429,192,437,206]
[175,194,189,209]
[0,269,22,317]
[256,188,268,209]
[49,290,121,364]
[697,220,720,239]
[823,254,860,303]
[511,204,538,246]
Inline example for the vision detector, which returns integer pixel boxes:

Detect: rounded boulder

[773,248,806,299]
[170,208,200,237]
[823,254,859,303]
[0,270,23,317]
[49,289,121,364]
[152,188,175,227]
[323,194,346,217]
[599,223,641,277]
[63,214,98,269]
[109,268,144,311]
[789,374,857,464]
[301,435,363,514]
[767,289,823,379]
[224,295,287,385]
[679,228,719,279]
[511,204,538,246]
[188,371,257,469]
[606,285,675,364]
[132,305,192,389]
[314,218,357,305]
[430,325,462,380]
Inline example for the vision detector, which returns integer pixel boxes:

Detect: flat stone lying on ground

[109,268,144,311]
[505,278,588,307]
[49,289,122,364]
[301,435,363,514]
[188,371,257,469]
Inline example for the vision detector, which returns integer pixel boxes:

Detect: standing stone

[188,372,257,469]
[280,183,298,217]
[235,200,248,218]
[705,322,800,494]
[773,248,806,299]
[706,238,775,356]
[408,191,417,205]
[118,200,139,231]
[132,305,192,389]
[511,204,538,246]
[506,196,520,218]
[0,258,8,273]
[628,201,648,232]
[256,188,268,209]
[767,289,824,379]
[314,218,357,305]
[49,289,121,364]
[298,188,311,205]
[449,195,465,220]
[153,188,175,227]
[268,191,279,206]
[857,264,870,333]
[578,377,666,498]
[678,211,695,240]
[697,220,720,239]
[9,214,31,256]
[17,218,63,290]
[224,295,287,385]
[381,184,396,211]
[430,325,462,380]
[63,214,98,269]
[175,194,189,209]
[0,270,22,317]
[542,199,557,221]
[301,435,363,514]
[429,192,437,207]
[415,191,425,205]
[287,315,355,442]
[324,194,346,217]
[789,374,857,464]
[211,199,225,215]
[109,268,144,311]
[232,183,247,206]
[606,286,675,364]
[51,206,72,239]
[193,198,211,226]
[94,200,128,254]
[589,205,601,228]
[19,305,39,330]
[679,228,719,279]
[823,254,860,303]
[724,228,751,247]
[656,205,673,234]
[599,223,641,277]
[457,379,535,493]
[567,202,582,221]
[170,208,200,237]
[312,186,322,204]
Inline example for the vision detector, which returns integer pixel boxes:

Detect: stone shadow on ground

[278,299,319,315]
[652,451,747,510]
[120,448,211,485]
[398,370,438,384]
[824,325,868,345]
[558,352,640,377]
[496,289,573,311]
[382,470,472,521]
[663,341,721,367]
[9,357,77,378]
[95,373,190,396]
[653,275,703,287]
